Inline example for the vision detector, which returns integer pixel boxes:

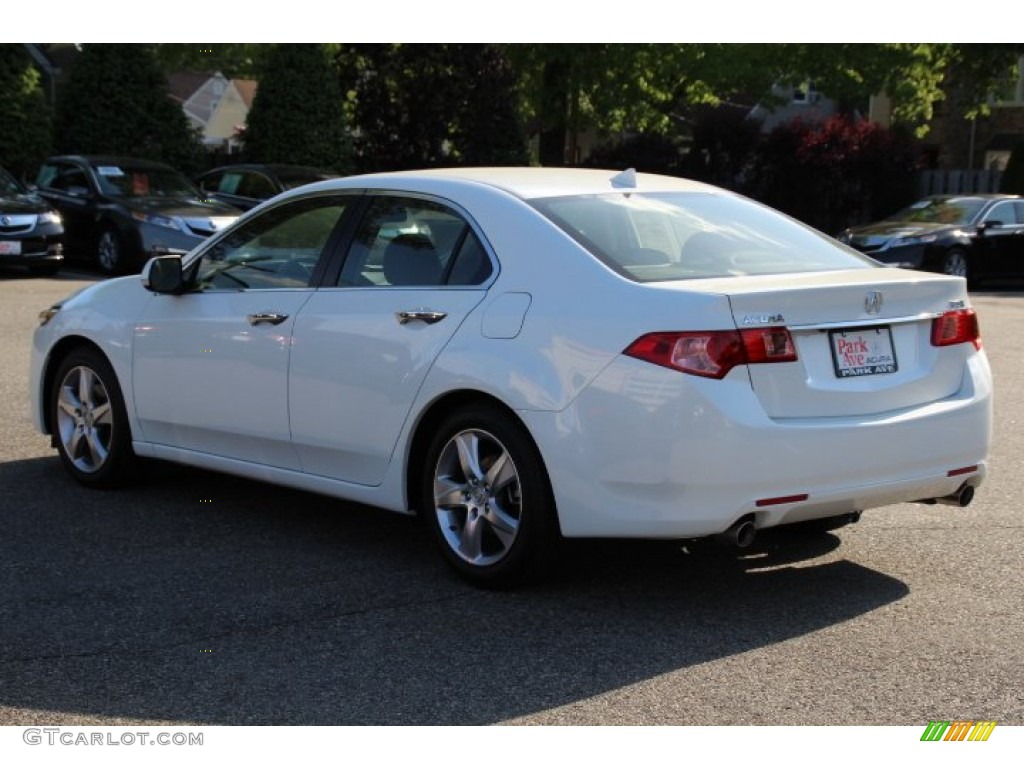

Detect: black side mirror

[142,255,185,294]
[978,220,1002,233]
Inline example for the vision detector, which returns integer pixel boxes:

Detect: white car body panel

[30,167,993,551]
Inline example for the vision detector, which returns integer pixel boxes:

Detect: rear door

[288,194,494,485]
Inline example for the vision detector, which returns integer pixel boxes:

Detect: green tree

[338,44,527,172]
[54,44,202,172]
[155,43,268,79]
[243,44,349,171]
[0,44,52,178]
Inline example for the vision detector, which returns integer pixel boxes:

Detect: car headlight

[890,234,938,247]
[37,211,62,225]
[132,212,183,231]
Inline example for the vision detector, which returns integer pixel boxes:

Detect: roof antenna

[610,168,637,189]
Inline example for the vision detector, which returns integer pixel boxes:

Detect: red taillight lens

[740,327,798,364]
[931,309,981,350]
[624,327,797,379]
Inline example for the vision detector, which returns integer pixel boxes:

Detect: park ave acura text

[29,167,993,586]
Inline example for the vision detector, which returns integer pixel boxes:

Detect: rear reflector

[756,494,809,507]
[624,327,797,379]
[931,309,981,350]
[947,465,978,477]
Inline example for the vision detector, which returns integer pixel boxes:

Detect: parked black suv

[0,165,63,276]
[35,155,240,274]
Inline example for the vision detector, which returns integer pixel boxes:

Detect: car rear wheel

[942,249,972,285]
[51,347,137,488]
[96,227,124,275]
[421,405,559,588]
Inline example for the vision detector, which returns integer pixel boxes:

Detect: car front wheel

[421,405,559,588]
[96,228,124,275]
[50,348,137,488]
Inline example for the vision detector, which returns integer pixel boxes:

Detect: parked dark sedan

[35,156,240,274]
[0,165,63,276]
[837,195,1024,286]
[196,163,338,211]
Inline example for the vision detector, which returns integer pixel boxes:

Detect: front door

[132,194,354,469]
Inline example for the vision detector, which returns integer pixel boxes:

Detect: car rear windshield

[532,192,873,282]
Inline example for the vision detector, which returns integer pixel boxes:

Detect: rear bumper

[522,352,993,538]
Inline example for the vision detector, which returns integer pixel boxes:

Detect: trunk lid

[702,268,973,418]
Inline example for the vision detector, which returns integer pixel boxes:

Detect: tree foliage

[747,116,921,233]
[0,45,51,178]
[337,44,527,173]
[54,44,202,172]
[155,43,268,79]
[242,44,350,171]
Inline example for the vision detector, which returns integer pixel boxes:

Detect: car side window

[195,196,348,291]
[38,163,91,197]
[983,201,1017,225]
[197,172,223,195]
[236,172,276,201]
[337,196,492,287]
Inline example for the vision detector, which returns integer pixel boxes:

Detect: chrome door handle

[247,312,289,326]
[396,310,448,325]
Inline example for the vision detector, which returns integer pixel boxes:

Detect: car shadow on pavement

[0,456,908,725]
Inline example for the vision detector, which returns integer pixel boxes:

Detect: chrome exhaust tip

[717,518,756,549]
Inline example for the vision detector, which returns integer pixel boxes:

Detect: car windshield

[0,166,24,195]
[885,198,985,226]
[532,192,872,282]
[91,163,198,198]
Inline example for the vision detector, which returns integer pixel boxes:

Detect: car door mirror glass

[142,255,185,294]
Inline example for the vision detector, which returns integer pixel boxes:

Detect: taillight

[624,327,797,379]
[931,309,981,350]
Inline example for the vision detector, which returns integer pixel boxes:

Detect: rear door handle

[247,312,289,326]
[396,310,447,325]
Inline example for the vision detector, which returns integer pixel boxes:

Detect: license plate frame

[829,326,898,378]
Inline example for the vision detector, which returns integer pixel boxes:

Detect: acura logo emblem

[0,216,9,226]
[865,291,883,315]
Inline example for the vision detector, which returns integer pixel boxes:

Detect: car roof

[315,167,720,201]
[199,163,333,176]
[46,155,176,171]
[922,193,1022,202]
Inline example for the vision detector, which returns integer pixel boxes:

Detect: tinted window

[195,197,347,290]
[236,172,276,200]
[983,201,1019,225]
[38,163,91,196]
[91,163,197,198]
[887,197,985,225]
[338,196,491,287]
[533,192,872,282]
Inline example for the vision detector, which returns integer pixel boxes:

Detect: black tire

[28,262,61,277]
[420,405,559,588]
[942,248,974,287]
[96,226,124,275]
[50,347,137,488]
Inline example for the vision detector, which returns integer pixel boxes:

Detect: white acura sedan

[30,168,993,586]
